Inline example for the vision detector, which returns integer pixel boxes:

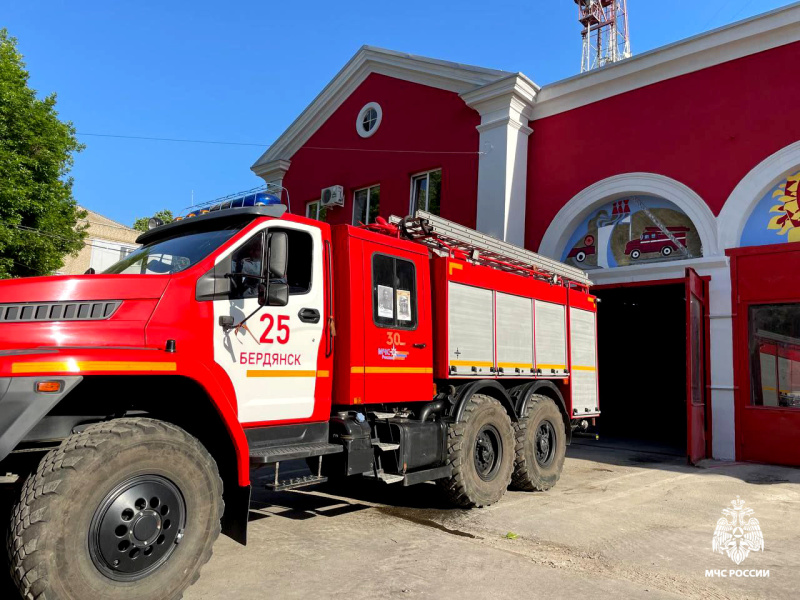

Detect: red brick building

[252,4,800,465]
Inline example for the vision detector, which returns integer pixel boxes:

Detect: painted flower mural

[742,169,800,247]
[767,171,800,242]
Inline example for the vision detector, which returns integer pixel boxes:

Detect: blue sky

[4,0,791,227]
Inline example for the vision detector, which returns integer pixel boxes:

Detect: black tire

[661,246,673,256]
[630,249,641,259]
[7,418,223,600]
[511,395,566,491]
[438,394,514,508]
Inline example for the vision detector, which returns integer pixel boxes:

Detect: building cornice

[461,73,539,112]
[532,2,800,120]
[251,46,510,174]
[252,158,291,181]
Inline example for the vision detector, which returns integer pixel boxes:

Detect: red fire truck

[0,195,598,600]
[624,226,689,259]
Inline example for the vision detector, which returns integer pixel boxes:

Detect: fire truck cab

[0,194,598,600]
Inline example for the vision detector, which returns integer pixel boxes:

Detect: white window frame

[409,169,442,215]
[306,199,324,221]
[356,102,382,138]
[352,185,380,226]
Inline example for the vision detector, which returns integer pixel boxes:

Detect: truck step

[372,442,400,451]
[369,411,397,420]
[264,474,328,491]
[249,442,343,464]
[363,470,405,484]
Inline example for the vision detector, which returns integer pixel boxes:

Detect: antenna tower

[574,0,631,72]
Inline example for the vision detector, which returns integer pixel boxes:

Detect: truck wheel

[511,395,566,491]
[438,394,514,508]
[7,418,223,600]
[630,249,641,259]
[661,246,673,256]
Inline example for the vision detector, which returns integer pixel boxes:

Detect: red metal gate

[729,242,800,465]
[685,268,710,464]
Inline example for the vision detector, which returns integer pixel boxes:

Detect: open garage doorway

[590,281,689,457]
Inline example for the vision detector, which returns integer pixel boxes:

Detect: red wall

[526,41,800,251]
[282,73,481,227]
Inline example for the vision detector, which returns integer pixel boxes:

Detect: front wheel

[7,418,223,600]
[438,394,514,508]
[511,395,566,491]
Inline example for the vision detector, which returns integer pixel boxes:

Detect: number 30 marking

[260,314,290,344]
[386,332,401,346]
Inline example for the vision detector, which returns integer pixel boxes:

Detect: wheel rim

[474,424,503,481]
[535,420,557,468]
[89,475,186,581]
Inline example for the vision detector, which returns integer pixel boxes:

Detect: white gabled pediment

[251,45,511,177]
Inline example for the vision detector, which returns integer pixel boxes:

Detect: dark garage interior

[591,283,687,454]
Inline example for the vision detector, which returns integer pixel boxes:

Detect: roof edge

[533,1,800,119]
[251,45,511,172]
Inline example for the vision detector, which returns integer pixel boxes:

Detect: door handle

[298,308,321,323]
[413,343,427,349]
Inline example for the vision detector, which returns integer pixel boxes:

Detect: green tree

[133,209,174,232]
[0,29,86,278]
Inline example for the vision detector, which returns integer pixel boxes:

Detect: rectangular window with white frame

[352,185,380,225]
[305,200,327,222]
[410,169,441,216]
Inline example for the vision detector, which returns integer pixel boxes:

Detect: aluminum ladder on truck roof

[389,210,592,287]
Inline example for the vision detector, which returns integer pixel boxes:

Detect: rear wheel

[7,418,223,600]
[511,395,566,491]
[438,394,514,507]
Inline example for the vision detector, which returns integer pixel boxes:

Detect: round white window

[356,102,382,138]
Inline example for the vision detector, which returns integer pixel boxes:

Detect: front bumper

[0,376,82,463]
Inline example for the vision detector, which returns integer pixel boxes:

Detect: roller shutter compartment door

[535,300,567,377]
[448,282,494,375]
[569,307,598,415]
[496,292,533,376]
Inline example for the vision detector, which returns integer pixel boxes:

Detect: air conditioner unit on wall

[320,185,345,208]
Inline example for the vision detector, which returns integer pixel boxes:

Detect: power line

[77,132,271,147]
[76,132,484,155]
[731,0,758,21]
[83,219,139,232]
[3,223,137,252]
[702,0,736,31]
[303,146,483,155]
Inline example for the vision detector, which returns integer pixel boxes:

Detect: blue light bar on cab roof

[181,191,283,219]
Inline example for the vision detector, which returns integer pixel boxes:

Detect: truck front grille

[0,301,121,323]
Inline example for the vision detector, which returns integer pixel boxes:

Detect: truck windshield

[103,225,243,275]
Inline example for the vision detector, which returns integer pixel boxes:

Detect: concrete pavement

[185,441,800,600]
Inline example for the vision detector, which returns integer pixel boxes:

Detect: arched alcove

[719,141,800,249]
[539,173,719,268]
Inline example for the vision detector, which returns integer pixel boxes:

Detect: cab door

[362,242,433,404]
[212,220,327,424]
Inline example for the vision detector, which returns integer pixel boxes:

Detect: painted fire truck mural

[562,195,702,269]
[741,168,800,247]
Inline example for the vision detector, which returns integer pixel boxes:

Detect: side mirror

[268,232,288,280]
[258,282,289,307]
